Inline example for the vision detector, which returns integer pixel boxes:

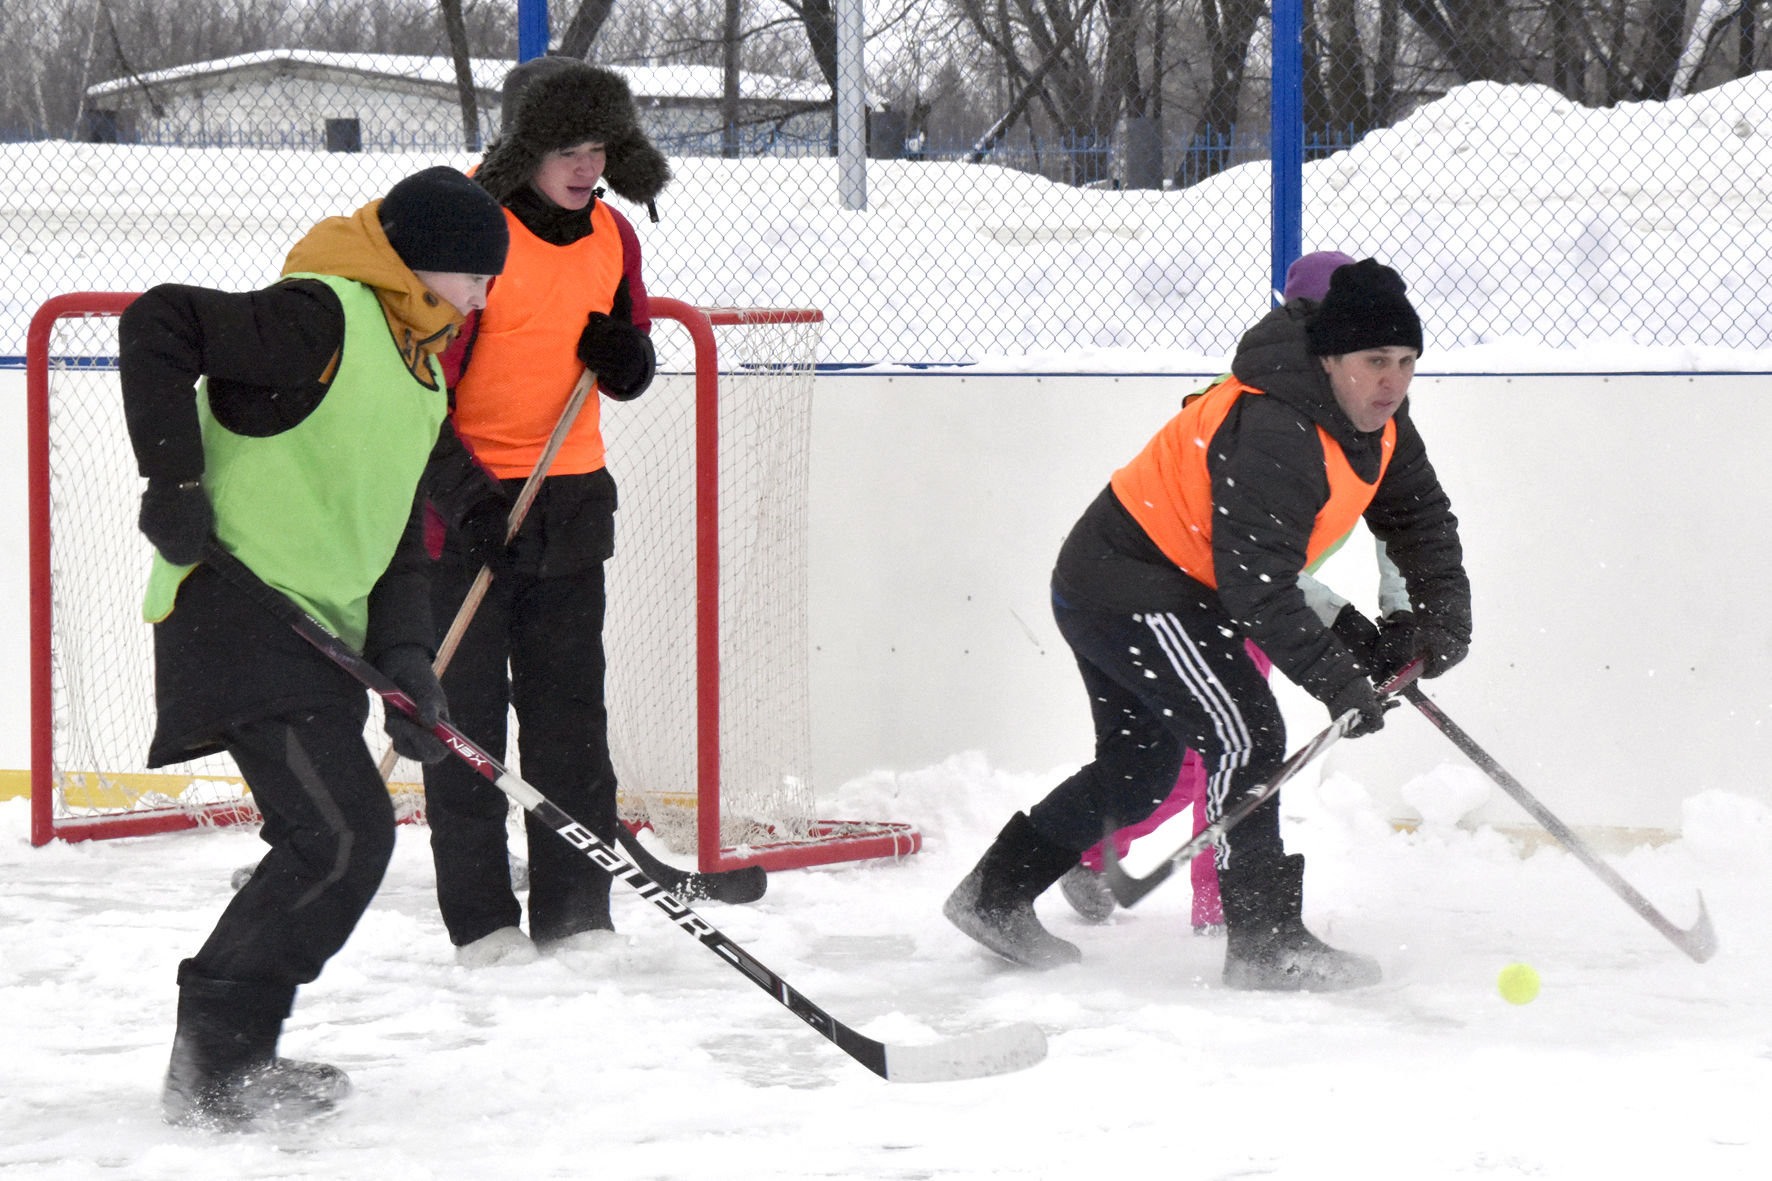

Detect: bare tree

[1394,0,1531,83]
[1174,0,1266,185]
[1096,0,1162,131]
[783,0,838,89]
[951,0,1119,180]
[438,0,482,150]
[557,0,618,59]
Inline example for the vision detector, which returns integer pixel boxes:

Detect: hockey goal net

[25,292,918,872]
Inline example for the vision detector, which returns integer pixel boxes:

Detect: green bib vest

[143,273,447,650]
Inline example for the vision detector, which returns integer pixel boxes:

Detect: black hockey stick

[1103,661,1423,908]
[234,821,765,905]
[612,823,766,904]
[206,543,1045,1082]
[1402,683,1717,963]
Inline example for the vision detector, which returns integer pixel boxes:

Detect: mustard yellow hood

[281,199,462,382]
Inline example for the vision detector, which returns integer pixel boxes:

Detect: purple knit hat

[1283,251,1358,302]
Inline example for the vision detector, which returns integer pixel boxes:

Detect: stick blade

[882,1022,1048,1084]
[1100,833,1171,908]
[614,828,769,904]
[1678,892,1719,963]
[676,864,769,904]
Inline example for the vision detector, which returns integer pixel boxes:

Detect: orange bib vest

[451,203,625,478]
[1108,376,1396,586]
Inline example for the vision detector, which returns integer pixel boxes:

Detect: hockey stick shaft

[375,369,596,783]
[368,372,765,901]
[1401,683,1716,963]
[205,544,1037,1081]
[431,368,597,675]
[1103,661,1423,908]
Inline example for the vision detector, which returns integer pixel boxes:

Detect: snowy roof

[87,51,835,107]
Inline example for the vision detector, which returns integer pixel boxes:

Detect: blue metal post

[518,0,550,61]
[1270,0,1304,301]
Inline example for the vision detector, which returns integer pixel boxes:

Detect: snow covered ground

[4,755,1767,1178]
[5,72,1772,1178]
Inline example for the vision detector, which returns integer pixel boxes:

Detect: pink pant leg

[1187,753,1222,926]
[1077,772,1192,872]
[1189,642,1268,926]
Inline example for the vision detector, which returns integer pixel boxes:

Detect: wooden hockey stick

[375,370,767,903]
[376,368,595,782]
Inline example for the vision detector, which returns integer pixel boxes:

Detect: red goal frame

[27,292,920,872]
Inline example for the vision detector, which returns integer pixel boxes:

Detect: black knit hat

[1305,259,1424,357]
[475,58,672,209]
[379,167,509,274]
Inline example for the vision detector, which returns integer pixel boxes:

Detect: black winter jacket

[1054,303,1471,706]
[119,280,436,764]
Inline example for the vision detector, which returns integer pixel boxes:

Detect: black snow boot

[162,965,351,1132]
[1058,863,1116,924]
[1220,854,1381,992]
[943,813,1083,969]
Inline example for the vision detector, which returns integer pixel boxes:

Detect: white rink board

[5,366,1769,832]
[0,370,27,774]
[807,370,1772,832]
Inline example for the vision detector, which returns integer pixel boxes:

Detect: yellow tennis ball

[1497,962,1540,1005]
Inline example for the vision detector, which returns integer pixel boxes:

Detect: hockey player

[419,58,671,966]
[945,259,1471,990]
[120,166,509,1129]
[1057,251,1414,933]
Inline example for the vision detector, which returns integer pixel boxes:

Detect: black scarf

[505,186,598,247]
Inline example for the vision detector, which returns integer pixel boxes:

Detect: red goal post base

[31,797,261,845]
[690,821,922,873]
[34,781,921,875]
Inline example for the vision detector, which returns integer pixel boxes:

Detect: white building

[84,51,837,153]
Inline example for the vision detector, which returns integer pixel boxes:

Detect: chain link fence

[5,4,1771,365]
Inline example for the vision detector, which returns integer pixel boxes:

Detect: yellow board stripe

[0,767,696,815]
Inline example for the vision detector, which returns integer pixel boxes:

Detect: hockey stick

[1401,683,1717,964]
[1103,661,1423,908]
[611,827,767,903]
[205,543,1044,1082]
[372,370,766,905]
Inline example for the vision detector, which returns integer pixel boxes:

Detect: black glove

[576,312,655,399]
[1371,611,1417,680]
[376,644,450,764]
[454,490,515,579]
[1327,676,1391,739]
[1412,615,1470,679]
[139,478,213,566]
[1329,603,1380,669]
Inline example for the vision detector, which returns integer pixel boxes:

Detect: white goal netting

[602,306,822,854]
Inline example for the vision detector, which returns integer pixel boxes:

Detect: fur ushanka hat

[475,57,672,217]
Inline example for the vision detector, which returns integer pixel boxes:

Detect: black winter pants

[422,550,619,946]
[187,694,396,989]
[1029,586,1289,875]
